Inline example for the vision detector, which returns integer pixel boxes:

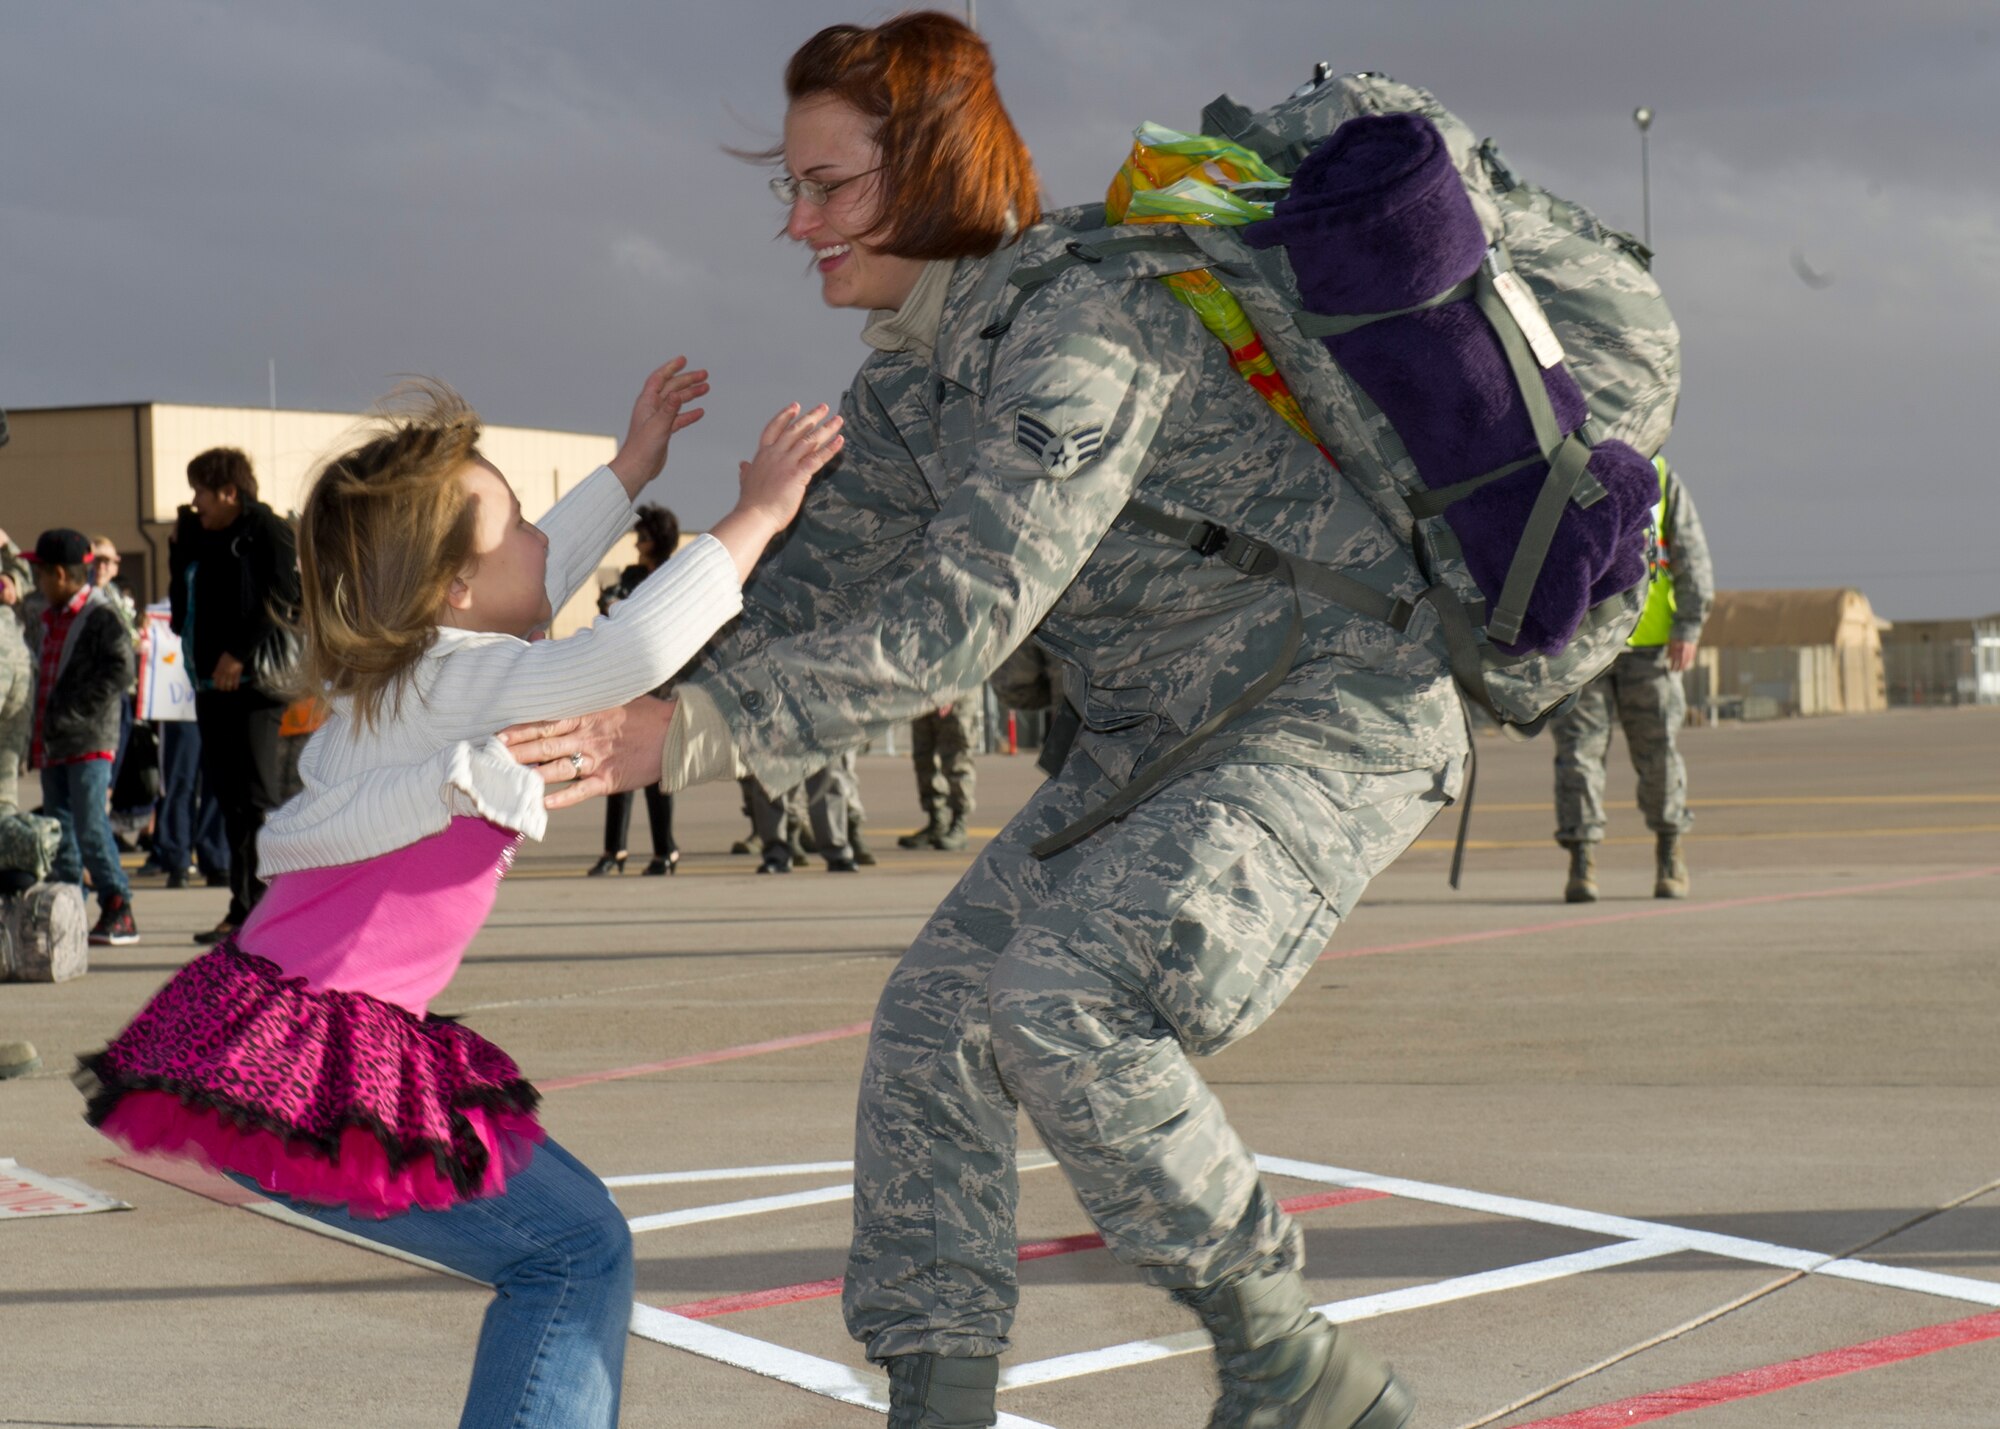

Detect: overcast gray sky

[6,1,1997,617]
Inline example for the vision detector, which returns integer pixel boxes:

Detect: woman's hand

[607,358,711,501]
[498,696,679,809]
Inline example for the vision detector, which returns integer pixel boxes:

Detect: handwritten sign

[137,603,196,722]
[0,1159,130,1219]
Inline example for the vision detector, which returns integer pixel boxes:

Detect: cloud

[3,0,1996,617]
[611,234,698,288]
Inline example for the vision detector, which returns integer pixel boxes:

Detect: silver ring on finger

[569,751,585,774]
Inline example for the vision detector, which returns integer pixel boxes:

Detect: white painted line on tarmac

[1812,1255,2000,1307]
[1255,1155,2000,1309]
[1314,1237,1684,1324]
[629,1305,1061,1428]
[608,1151,1057,1191]
[998,1240,1681,1391]
[627,1183,854,1234]
[243,1202,483,1284]
[618,1154,1062,1235]
[606,1160,855,1187]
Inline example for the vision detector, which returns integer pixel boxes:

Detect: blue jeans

[152,720,229,875]
[230,1138,631,1428]
[40,760,129,906]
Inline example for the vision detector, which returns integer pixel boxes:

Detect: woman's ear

[442,570,474,614]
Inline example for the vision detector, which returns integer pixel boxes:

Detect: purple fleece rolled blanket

[1244,112,1653,655]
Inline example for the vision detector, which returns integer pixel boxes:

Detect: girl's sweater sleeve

[418,533,743,744]
[536,466,639,615]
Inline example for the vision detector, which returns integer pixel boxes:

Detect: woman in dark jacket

[585,504,680,875]
[169,447,305,942]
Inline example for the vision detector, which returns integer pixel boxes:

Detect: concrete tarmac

[2,706,1995,1428]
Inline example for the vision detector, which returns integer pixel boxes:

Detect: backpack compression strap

[1290,244,1608,649]
[1028,500,1511,859]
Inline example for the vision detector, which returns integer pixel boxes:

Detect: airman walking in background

[1552,456,1714,901]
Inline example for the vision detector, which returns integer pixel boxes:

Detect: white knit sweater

[258,466,742,874]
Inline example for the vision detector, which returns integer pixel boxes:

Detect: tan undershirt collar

[859,258,957,367]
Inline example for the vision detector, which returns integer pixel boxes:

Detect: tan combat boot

[884,1353,997,1429]
[1178,1265,1413,1429]
[898,810,949,850]
[1564,844,1599,904]
[1655,834,1690,899]
[933,816,970,852]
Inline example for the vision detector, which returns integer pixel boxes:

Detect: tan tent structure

[1691,588,1887,717]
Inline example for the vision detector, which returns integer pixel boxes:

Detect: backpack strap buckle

[1192,521,1231,558]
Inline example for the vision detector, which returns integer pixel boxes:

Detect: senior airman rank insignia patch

[1015,411,1106,479]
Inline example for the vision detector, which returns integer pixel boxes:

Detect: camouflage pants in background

[0,631,31,814]
[910,706,979,821]
[1550,646,1690,846]
[807,749,865,859]
[843,751,1457,1361]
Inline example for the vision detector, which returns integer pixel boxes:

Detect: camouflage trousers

[807,749,865,859]
[910,706,979,821]
[0,630,31,814]
[843,749,1458,1361]
[1550,646,1690,846]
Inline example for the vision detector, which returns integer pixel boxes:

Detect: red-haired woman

[512,13,1455,1426]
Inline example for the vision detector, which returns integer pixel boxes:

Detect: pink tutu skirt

[76,945,544,1218]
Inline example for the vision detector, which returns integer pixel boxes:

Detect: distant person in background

[895,702,977,851]
[170,447,304,944]
[144,519,229,889]
[587,504,682,876]
[1552,455,1714,902]
[0,532,33,812]
[148,716,230,890]
[806,748,865,872]
[26,528,138,945]
[89,536,153,851]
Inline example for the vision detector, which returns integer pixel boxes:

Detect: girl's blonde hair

[297,381,483,728]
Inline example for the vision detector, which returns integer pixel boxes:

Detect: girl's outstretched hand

[739,403,843,527]
[707,403,844,581]
[608,357,710,499]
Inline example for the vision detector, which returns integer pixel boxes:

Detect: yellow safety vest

[1629,457,1675,648]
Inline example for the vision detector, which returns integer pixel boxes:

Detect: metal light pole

[1632,105,1654,249]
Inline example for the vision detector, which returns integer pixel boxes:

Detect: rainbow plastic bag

[1106,125,1332,463]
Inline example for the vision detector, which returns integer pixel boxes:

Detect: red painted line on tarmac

[538,1020,875,1092]
[1323,864,2000,963]
[661,1187,1388,1320]
[1509,1309,2000,1427]
[539,871,2000,1091]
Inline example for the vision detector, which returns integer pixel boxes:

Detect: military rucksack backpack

[0,811,61,883]
[996,67,1672,856]
[1,882,88,983]
[990,68,1677,739]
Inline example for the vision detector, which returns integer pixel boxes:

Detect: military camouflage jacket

[683,214,1466,793]
[1660,462,1715,645]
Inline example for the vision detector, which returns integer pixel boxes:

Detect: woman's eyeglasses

[769,167,883,207]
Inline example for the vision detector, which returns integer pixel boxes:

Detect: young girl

[76,360,842,1428]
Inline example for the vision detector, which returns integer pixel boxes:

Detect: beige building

[0,402,631,636]
[1690,587,1889,718]
[1880,615,2000,707]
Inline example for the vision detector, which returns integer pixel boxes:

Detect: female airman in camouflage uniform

[518,14,1464,1427]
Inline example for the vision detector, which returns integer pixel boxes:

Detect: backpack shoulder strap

[979,228,1209,342]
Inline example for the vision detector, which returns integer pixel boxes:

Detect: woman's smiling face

[780,94,925,313]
